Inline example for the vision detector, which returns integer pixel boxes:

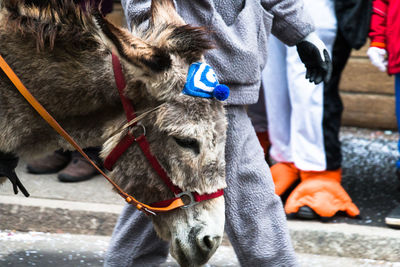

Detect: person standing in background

[367,0,400,229]
[248,0,371,220]
[322,0,372,184]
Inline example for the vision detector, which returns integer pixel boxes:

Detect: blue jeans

[395,74,400,169]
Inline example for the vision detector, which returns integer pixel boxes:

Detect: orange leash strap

[0,54,184,214]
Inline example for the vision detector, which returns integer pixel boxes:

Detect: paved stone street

[1,231,400,267]
[1,127,400,266]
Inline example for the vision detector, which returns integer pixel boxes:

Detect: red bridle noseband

[103,52,224,213]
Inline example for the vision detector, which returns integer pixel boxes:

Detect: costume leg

[261,35,301,195]
[284,0,358,218]
[323,30,351,170]
[286,0,337,171]
[224,106,298,266]
[104,205,169,267]
[263,35,292,163]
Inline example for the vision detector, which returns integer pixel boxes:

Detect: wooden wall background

[108,2,397,130]
[106,2,126,28]
[340,43,396,129]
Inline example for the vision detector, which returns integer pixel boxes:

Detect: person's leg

[385,74,400,228]
[247,84,268,134]
[323,30,351,171]
[284,0,359,218]
[104,205,169,267]
[263,35,292,164]
[395,74,400,172]
[58,147,101,182]
[286,0,337,171]
[26,149,71,174]
[247,85,271,157]
[385,103,400,233]
[224,106,298,266]
[260,36,301,195]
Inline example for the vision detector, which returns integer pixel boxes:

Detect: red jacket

[369,0,400,74]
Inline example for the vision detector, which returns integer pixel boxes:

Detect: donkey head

[98,1,227,265]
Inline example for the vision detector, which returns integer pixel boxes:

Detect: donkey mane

[1,0,100,51]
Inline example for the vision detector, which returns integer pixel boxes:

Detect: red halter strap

[0,53,185,215]
[104,52,224,208]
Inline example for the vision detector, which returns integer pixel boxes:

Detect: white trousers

[250,0,337,171]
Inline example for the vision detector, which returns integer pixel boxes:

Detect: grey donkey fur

[0,0,228,265]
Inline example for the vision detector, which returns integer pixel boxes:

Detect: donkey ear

[150,0,185,26]
[94,12,171,73]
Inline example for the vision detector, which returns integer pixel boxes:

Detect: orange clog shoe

[270,162,300,196]
[284,169,360,218]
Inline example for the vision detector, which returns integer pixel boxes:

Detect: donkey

[0,0,228,265]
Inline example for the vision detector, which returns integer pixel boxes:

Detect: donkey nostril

[199,235,220,252]
[203,236,213,250]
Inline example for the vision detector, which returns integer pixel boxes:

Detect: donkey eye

[173,137,200,154]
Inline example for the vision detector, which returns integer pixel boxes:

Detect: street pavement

[1,127,400,266]
[332,128,400,227]
[1,230,400,267]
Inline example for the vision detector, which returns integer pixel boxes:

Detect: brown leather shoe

[57,152,99,182]
[26,150,71,174]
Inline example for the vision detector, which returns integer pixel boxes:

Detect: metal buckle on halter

[128,123,146,140]
[176,191,197,209]
[143,207,157,216]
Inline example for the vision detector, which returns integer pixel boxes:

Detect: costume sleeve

[261,0,315,46]
[121,0,151,30]
[369,0,388,48]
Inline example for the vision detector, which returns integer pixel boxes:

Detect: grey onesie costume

[105,0,314,266]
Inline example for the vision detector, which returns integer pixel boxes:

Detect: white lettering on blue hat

[182,62,229,101]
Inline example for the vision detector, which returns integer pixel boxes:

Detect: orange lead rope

[0,53,185,215]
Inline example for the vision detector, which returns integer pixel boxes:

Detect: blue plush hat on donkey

[182,62,229,101]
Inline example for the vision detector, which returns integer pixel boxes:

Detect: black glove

[296,32,332,84]
[0,151,30,197]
